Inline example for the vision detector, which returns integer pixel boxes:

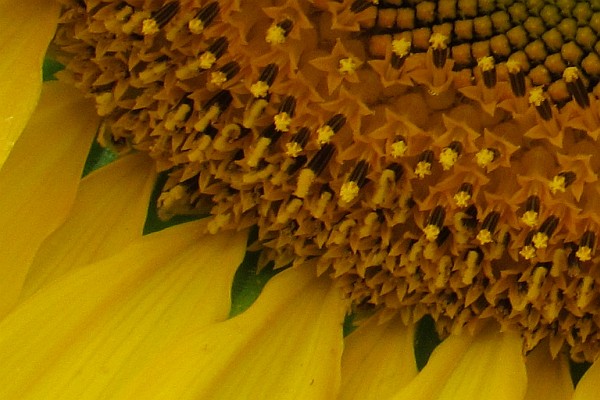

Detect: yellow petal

[573,359,600,400]
[340,315,417,400]
[524,344,573,400]
[0,81,98,316]
[0,220,247,399]
[0,0,59,169]
[20,153,156,299]
[392,326,527,400]
[117,267,347,400]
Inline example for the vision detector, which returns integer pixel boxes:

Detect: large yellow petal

[340,315,417,400]
[0,220,247,399]
[524,344,573,400]
[0,0,59,169]
[0,81,98,316]
[20,153,156,299]
[573,359,600,400]
[391,326,527,400]
[117,267,347,400]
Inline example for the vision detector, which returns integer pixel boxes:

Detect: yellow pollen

[164,104,191,130]
[563,66,580,83]
[475,149,495,168]
[277,198,303,224]
[477,56,495,71]
[115,6,132,21]
[520,245,536,260]
[506,59,521,73]
[266,24,287,44]
[429,33,449,49]
[294,169,316,198]
[391,140,407,158]
[577,276,595,309]
[532,232,549,249]
[250,81,270,98]
[207,213,231,235]
[528,87,546,107]
[198,52,217,70]
[414,161,432,178]
[527,267,548,301]
[95,92,114,116]
[55,0,600,362]
[210,71,228,86]
[549,175,567,194]
[476,229,494,245]
[142,19,159,35]
[576,246,593,261]
[462,251,480,285]
[194,105,220,132]
[521,211,539,227]
[157,185,186,210]
[373,169,395,205]
[313,191,332,219]
[439,148,458,170]
[274,112,292,132]
[188,19,204,34]
[247,137,271,168]
[391,38,411,57]
[340,181,360,203]
[243,99,268,128]
[338,57,358,74]
[317,125,335,145]
[453,191,471,207]
[285,142,303,157]
[423,224,440,241]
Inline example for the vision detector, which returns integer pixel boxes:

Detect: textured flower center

[54,0,600,362]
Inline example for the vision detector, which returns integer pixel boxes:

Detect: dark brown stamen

[204,90,233,111]
[558,171,577,187]
[277,19,294,37]
[525,195,540,213]
[326,114,347,133]
[217,61,241,81]
[448,141,463,155]
[307,143,336,176]
[580,231,596,250]
[481,211,500,232]
[259,64,279,86]
[152,1,180,29]
[287,155,308,175]
[206,37,229,60]
[509,70,526,97]
[291,127,310,147]
[436,226,451,246]
[348,160,369,187]
[386,163,404,181]
[194,2,219,28]
[419,149,434,163]
[565,68,590,108]
[539,215,559,237]
[278,96,296,116]
[261,124,282,142]
[428,205,446,228]
[461,204,479,229]
[350,0,371,13]
[535,97,553,120]
[458,182,473,196]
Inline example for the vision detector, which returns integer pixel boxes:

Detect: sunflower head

[53,0,600,362]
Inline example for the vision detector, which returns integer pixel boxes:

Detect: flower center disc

[54,0,600,362]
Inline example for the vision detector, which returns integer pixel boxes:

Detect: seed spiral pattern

[54,0,600,361]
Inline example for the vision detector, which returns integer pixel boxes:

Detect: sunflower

[5,0,600,398]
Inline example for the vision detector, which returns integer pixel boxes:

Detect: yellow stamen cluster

[54,0,600,362]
